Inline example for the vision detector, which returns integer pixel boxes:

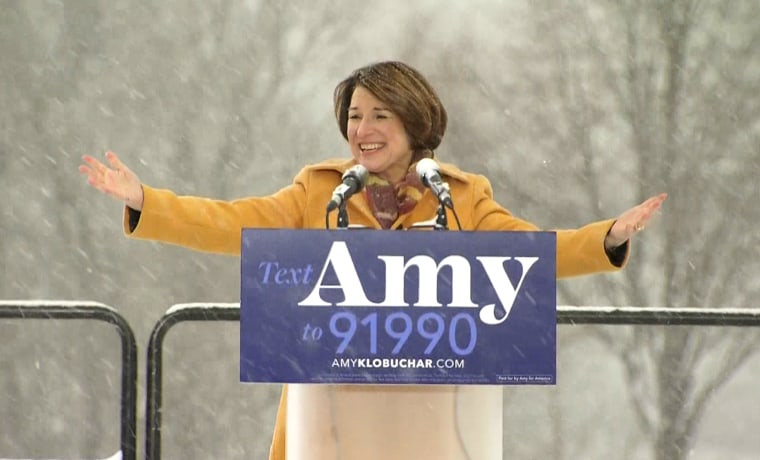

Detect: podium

[240,229,556,460]
[286,384,502,460]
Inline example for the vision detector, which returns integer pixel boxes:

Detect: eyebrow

[348,106,391,112]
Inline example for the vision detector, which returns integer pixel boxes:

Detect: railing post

[0,300,138,460]
[145,303,240,460]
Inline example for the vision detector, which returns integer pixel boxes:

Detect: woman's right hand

[79,151,144,211]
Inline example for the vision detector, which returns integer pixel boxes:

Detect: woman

[80,61,666,459]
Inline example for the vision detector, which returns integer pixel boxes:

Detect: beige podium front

[286,384,502,460]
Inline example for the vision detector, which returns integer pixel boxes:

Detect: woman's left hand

[605,193,668,249]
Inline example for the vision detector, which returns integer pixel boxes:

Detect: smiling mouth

[360,143,383,153]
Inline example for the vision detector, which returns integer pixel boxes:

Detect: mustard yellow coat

[124,158,627,460]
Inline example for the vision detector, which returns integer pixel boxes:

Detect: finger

[104,151,119,167]
[78,164,94,176]
[641,196,661,210]
[81,154,108,174]
[80,166,103,186]
[636,209,659,229]
[105,151,132,174]
[79,164,108,188]
[640,196,667,222]
[645,193,668,209]
[105,151,120,171]
[634,199,661,221]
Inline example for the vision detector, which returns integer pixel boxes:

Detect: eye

[374,110,394,120]
[348,113,361,120]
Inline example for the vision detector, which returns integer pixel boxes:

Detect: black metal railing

[145,303,240,460]
[0,300,138,460]
[143,303,760,460]
[557,305,760,326]
[7,300,759,460]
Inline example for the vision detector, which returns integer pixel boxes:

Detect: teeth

[361,143,382,151]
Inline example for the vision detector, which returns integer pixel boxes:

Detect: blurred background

[2,0,759,459]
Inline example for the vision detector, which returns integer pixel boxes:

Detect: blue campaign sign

[240,229,556,385]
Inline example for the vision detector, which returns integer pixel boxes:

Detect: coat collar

[308,157,469,230]
[308,158,472,184]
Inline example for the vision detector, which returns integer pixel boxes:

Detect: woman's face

[346,86,413,183]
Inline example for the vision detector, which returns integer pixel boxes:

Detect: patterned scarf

[364,156,430,229]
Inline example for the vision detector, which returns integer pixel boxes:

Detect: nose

[355,117,372,139]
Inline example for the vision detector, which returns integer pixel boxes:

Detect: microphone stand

[433,181,453,230]
[336,202,350,229]
[434,202,449,230]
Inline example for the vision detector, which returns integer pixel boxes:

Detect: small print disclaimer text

[497,375,554,383]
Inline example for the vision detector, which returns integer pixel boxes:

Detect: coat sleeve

[122,169,312,255]
[469,174,628,278]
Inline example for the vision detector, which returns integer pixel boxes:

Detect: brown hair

[333,61,448,158]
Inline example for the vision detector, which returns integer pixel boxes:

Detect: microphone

[327,164,369,212]
[416,158,453,209]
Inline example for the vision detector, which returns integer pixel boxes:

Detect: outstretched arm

[79,151,144,211]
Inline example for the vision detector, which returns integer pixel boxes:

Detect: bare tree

[605,3,760,459]
[452,1,760,459]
